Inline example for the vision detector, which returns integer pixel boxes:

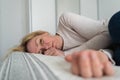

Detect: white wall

[80,0,98,20]
[56,0,98,21]
[57,0,80,20]
[0,0,2,55]
[30,0,56,35]
[98,0,120,20]
[0,0,28,56]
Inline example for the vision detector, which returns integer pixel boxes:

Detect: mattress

[0,52,120,80]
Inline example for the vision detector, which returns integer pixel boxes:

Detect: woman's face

[27,33,60,53]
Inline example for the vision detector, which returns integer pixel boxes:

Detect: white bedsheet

[0,52,120,80]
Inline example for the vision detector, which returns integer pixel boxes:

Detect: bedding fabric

[0,52,120,80]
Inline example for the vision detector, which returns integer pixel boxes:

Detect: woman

[12,12,110,56]
[11,12,114,78]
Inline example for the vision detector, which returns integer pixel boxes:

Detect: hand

[44,48,64,56]
[65,49,114,78]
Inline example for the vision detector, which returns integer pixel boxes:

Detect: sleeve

[99,49,115,65]
[64,31,111,54]
[57,12,111,51]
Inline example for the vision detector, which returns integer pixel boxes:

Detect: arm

[64,31,111,54]
[57,12,110,52]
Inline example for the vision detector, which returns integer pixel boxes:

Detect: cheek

[27,43,33,52]
[44,37,53,42]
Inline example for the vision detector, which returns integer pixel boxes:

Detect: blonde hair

[12,30,48,52]
[0,30,48,61]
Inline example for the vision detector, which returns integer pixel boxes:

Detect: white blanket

[0,52,120,80]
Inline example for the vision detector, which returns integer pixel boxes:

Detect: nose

[37,46,48,53]
[40,45,49,54]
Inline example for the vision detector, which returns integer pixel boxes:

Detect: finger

[53,52,60,56]
[44,49,54,55]
[65,54,72,62]
[103,62,114,76]
[49,50,55,56]
[71,53,79,75]
[90,52,103,77]
[46,48,56,56]
[98,51,109,63]
[96,51,114,76]
[51,48,58,56]
[44,50,50,55]
[44,51,49,55]
[79,52,92,78]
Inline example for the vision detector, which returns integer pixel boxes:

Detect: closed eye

[39,39,44,45]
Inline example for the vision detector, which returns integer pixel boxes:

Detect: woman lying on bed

[11,12,114,78]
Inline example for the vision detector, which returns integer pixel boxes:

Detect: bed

[0,52,120,80]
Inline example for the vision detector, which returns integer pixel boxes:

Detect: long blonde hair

[12,30,48,52]
[0,30,48,61]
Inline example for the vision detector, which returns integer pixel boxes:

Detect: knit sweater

[57,12,111,54]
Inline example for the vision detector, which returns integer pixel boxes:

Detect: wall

[30,0,98,35]
[98,0,120,20]
[80,0,98,20]
[57,0,80,21]
[0,0,2,55]
[0,0,29,56]
[30,0,56,35]
[56,0,98,21]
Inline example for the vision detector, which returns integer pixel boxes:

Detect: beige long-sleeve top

[57,12,111,54]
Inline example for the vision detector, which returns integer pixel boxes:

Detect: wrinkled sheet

[0,52,120,80]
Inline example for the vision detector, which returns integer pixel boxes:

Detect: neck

[54,35,63,50]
